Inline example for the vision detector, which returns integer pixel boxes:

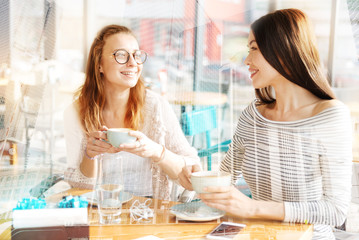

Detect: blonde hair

[75,25,145,133]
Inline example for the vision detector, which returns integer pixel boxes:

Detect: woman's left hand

[117,130,163,161]
[198,186,255,218]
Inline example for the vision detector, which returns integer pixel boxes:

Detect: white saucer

[170,201,225,222]
[81,191,133,206]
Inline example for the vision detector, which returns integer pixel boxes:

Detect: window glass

[0,0,358,202]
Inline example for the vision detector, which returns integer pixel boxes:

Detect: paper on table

[12,208,88,228]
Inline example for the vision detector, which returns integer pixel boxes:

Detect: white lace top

[63,89,200,200]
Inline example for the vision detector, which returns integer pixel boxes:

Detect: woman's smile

[121,70,138,78]
[249,68,258,79]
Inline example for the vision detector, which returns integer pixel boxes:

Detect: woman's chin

[251,79,268,89]
[120,78,139,88]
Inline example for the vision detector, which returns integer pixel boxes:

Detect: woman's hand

[198,186,255,218]
[178,164,201,190]
[86,126,118,158]
[117,130,163,161]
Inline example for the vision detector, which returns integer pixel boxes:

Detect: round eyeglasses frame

[112,49,148,65]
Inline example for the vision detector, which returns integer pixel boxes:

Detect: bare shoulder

[313,99,343,115]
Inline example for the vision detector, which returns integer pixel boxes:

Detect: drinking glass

[95,153,124,224]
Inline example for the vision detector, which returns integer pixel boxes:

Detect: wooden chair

[0,81,22,165]
[0,95,17,164]
[0,140,18,165]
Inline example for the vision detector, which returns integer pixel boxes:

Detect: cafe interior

[0,0,358,239]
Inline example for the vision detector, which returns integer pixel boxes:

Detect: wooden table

[166,91,228,113]
[59,189,314,239]
[3,188,313,240]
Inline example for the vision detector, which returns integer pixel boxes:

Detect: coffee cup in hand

[191,171,231,194]
[106,128,137,148]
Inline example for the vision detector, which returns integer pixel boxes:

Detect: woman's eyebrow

[247,40,256,47]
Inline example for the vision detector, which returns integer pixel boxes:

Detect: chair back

[181,106,217,148]
[181,106,227,171]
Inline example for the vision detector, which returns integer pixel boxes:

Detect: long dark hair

[251,8,335,103]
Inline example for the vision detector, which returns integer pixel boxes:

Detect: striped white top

[220,100,353,240]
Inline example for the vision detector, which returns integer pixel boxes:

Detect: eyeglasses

[112,49,147,65]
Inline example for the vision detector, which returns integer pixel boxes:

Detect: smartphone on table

[206,222,246,239]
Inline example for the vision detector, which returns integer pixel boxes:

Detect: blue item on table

[58,195,88,208]
[13,195,88,210]
[13,198,46,210]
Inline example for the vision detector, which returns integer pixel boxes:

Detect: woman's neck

[104,87,130,110]
[102,88,130,128]
[263,81,322,121]
[275,89,319,113]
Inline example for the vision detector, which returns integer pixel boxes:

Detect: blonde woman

[64,25,199,200]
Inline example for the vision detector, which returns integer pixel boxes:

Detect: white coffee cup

[191,171,231,194]
[106,128,137,148]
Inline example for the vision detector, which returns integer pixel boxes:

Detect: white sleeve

[63,103,83,169]
[63,103,95,189]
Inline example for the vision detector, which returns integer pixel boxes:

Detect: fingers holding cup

[178,164,201,190]
[106,128,137,148]
[191,171,231,194]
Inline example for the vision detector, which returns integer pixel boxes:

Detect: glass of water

[95,153,124,224]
